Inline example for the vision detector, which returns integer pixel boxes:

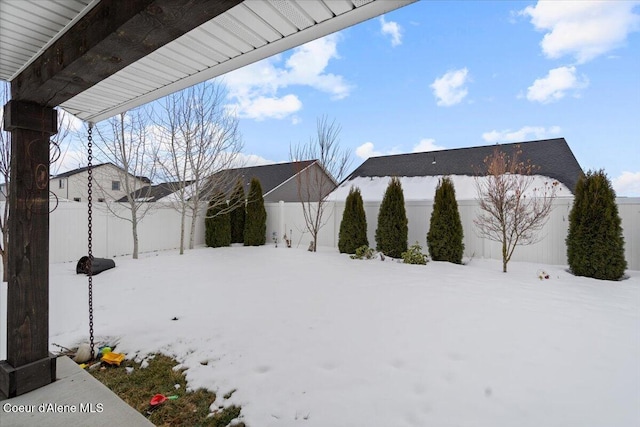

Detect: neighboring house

[50,163,151,202]
[116,181,194,203]
[331,138,583,201]
[137,160,338,203]
[208,160,338,203]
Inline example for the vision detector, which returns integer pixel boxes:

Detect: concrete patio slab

[0,356,154,427]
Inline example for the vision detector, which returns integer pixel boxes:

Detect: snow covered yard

[4,246,639,426]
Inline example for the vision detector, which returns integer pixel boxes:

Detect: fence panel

[269,197,639,270]
[27,201,206,263]
[0,197,637,269]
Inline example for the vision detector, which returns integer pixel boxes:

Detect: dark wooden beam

[12,0,243,107]
[0,101,57,398]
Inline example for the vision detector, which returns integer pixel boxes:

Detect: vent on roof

[272,0,314,30]
[352,0,374,7]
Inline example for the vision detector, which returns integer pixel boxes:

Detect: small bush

[402,242,428,265]
[244,178,267,246]
[229,178,246,244]
[566,169,626,280]
[350,245,375,260]
[427,177,464,264]
[375,177,408,258]
[338,186,369,254]
[205,195,231,248]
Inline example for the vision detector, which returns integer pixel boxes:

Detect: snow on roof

[329,175,571,202]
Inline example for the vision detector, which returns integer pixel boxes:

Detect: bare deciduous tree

[474,145,559,272]
[0,82,73,280]
[290,116,350,252]
[93,109,158,259]
[154,81,243,254]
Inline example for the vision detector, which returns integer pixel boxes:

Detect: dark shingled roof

[210,160,316,195]
[116,181,193,202]
[119,161,317,202]
[345,138,583,193]
[54,162,151,184]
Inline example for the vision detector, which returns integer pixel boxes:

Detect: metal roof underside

[0,0,415,123]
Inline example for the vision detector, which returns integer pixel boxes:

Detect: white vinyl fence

[0,201,207,264]
[265,198,640,271]
[0,197,638,269]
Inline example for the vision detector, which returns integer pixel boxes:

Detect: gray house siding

[265,163,336,202]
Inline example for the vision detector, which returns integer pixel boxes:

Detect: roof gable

[212,160,317,195]
[346,138,583,193]
[116,181,194,202]
[53,162,151,184]
[122,161,318,202]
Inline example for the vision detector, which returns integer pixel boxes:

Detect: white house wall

[50,164,149,202]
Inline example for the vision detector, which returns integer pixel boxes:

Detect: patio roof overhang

[0,0,416,123]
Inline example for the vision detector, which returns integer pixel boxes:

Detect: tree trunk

[179,204,186,255]
[132,214,139,259]
[502,240,508,273]
[188,202,198,250]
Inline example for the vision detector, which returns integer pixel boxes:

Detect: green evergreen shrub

[338,186,369,254]
[205,195,231,248]
[402,242,428,265]
[350,245,375,260]
[375,177,408,258]
[229,178,246,244]
[244,178,267,246]
[427,177,464,264]
[566,170,627,280]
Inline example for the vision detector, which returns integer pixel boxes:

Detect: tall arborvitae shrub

[566,170,626,280]
[244,178,267,246]
[229,178,246,244]
[375,177,408,258]
[427,177,464,263]
[205,195,231,248]
[338,186,368,254]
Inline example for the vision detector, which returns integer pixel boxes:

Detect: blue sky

[215,0,640,196]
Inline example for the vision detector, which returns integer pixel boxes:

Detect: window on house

[73,197,81,202]
[112,181,120,191]
[59,180,64,189]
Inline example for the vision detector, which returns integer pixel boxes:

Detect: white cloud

[521,1,640,63]
[430,68,470,107]
[526,66,588,103]
[379,15,403,46]
[412,139,445,152]
[482,126,562,143]
[50,148,87,175]
[230,94,302,121]
[354,142,404,160]
[233,153,273,168]
[613,171,640,197]
[355,139,441,160]
[59,110,84,133]
[223,34,351,120]
[355,142,383,159]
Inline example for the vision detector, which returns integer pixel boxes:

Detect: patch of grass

[89,353,244,427]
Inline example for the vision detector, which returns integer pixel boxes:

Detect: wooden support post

[0,100,57,398]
